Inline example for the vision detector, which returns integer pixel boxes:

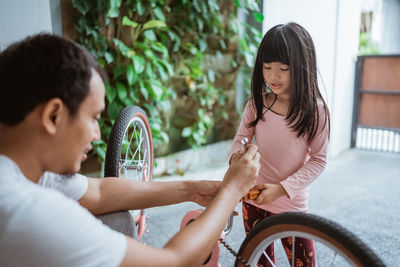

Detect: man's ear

[41,98,64,135]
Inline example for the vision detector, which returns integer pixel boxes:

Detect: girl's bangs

[260,31,289,65]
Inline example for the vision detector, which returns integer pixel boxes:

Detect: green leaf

[197,108,205,117]
[253,12,264,23]
[104,52,114,64]
[142,20,167,31]
[136,1,144,16]
[199,39,207,52]
[105,84,117,103]
[231,58,238,68]
[233,0,242,8]
[160,131,169,143]
[126,65,137,86]
[107,101,122,120]
[196,18,204,31]
[113,39,131,56]
[149,80,164,101]
[207,69,215,83]
[193,0,201,12]
[157,59,174,76]
[122,16,138,28]
[107,8,119,18]
[94,145,106,160]
[143,30,157,41]
[72,0,90,15]
[121,95,134,106]
[97,58,105,68]
[182,127,192,137]
[153,7,166,21]
[238,37,249,52]
[116,82,127,100]
[107,0,122,17]
[219,39,226,50]
[151,42,168,56]
[113,65,125,79]
[244,52,254,67]
[157,64,168,81]
[245,0,260,11]
[140,84,149,100]
[132,55,145,74]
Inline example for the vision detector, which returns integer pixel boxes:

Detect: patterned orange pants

[242,202,317,267]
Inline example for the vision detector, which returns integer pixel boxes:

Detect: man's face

[57,70,105,174]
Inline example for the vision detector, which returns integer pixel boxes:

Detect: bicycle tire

[235,212,385,267]
[104,105,154,240]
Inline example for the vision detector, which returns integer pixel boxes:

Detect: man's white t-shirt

[39,171,88,200]
[0,155,127,267]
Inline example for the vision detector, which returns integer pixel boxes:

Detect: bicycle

[105,105,385,266]
[181,204,385,267]
[104,105,153,240]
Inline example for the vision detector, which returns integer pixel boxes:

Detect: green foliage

[359,32,380,55]
[71,0,262,160]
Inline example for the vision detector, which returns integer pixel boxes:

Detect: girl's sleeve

[280,105,329,199]
[229,100,257,160]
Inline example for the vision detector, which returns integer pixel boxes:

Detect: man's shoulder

[0,178,126,267]
[0,178,61,220]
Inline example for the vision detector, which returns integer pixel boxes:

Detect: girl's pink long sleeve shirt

[230,99,329,213]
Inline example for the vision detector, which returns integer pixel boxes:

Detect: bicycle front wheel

[235,212,384,267]
[104,105,154,240]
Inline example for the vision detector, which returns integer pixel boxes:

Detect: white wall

[0,0,53,51]
[380,0,400,53]
[262,0,362,156]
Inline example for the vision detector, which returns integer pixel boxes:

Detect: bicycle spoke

[329,249,338,266]
[128,126,137,162]
[124,132,131,164]
[130,136,143,166]
[263,250,276,267]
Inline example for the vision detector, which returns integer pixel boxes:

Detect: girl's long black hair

[248,22,330,143]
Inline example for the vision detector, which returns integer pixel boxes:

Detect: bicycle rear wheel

[235,212,384,267]
[104,105,153,240]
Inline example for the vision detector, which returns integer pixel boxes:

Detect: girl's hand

[253,183,287,205]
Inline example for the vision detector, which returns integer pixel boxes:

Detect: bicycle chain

[219,238,251,267]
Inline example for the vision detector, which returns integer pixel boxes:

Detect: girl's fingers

[253,184,266,190]
[255,195,263,205]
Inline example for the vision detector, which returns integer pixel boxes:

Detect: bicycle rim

[235,212,385,267]
[104,106,154,239]
[119,115,152,182]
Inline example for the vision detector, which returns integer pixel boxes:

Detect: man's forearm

[163,186,241,265]
[80,178,196,215]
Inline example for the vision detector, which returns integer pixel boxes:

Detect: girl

[230,22,330,266]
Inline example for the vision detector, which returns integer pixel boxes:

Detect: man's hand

[222,144,260,198]
[191,180,221,207]
[253,183,287,205]
[229,147,246,165]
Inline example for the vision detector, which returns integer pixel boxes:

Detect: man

[0,34,260,266]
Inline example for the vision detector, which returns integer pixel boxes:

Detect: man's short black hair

[0,33,107,126]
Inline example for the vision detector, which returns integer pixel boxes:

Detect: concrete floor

[141,149,400,266]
